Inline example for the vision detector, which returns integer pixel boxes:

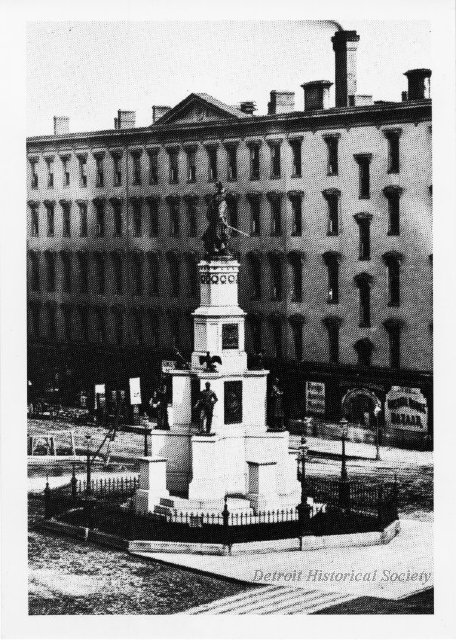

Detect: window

[290,318,304,361]
[248,314,262,354]
[167,253,180,297]
[268,194,282,236]
[185,146,197,183]
[112,152,122,186]
[62,306,72,341]
[45,202,55,237]
[62,254,72,293]
[147,198,159,237]
[132,151,142,185]
[168,198,180,237]
[132,200,142,237]
[29,252,40,291]
[30,204,39,237]
[95,309,106,344]
[47,304,57,341]
[45,157,54,188]
[168,148,179,184]
[61,202,71,237]
[95,253,106,295]
[290,138,302,178]
[354,213,372,260]
[354,154,372,199]
[132,253,143,296]
[147,253,159,296]
[384,319,403,369]
[226,196,238,236]
[29,303,40,338]
[226,144,238,181]
[131,311,143,345]
[268,141,281,179]
[78,202,88,237]
[186,198,198,237]
[289,193,303,236]
[111,199,122,237]
[384,129,402,174]
[322,189,340,236]
[94,200,105,237]
[354,338,374,367]
[78,155,88,187]
[187,256,198,298]
[247,252,262,300]
[30,158,39,189]
[323,135,340,176]
[94,153,104,187]
[79,306,89,341]
[269,253,282,301]
[323,316,342,364]
[383,251,402,307]
[383,186,403,236]
[145,149,158,185]
[148,311,159,347]
[45,252,56,292]
[168,312,180,348]
[248,142,261,180]
[270,318,283,359]
[206,145,218,182]
[113,309,123,345]
[112,253,123,294]
[354,272,373,327]
[248,195,261,236]
[78,253,89,293]
[288,252,303,302]
[323,251,340,304]
[61,155,70,187]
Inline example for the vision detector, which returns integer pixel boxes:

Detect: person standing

[194,382,218,434]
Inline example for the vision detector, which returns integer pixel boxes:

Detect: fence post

[222,496,230,550]
[44,477,51,519]
[297,450,312,540]
[377,485,384,529]
[71,462,77,503]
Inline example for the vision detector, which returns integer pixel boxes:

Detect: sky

[26,20,431,136]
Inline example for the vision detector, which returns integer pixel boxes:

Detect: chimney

[152,105,171,123]
[53,116,69,135]
[350,94,373,107]
[301,80,332,111]
[332,29,360,107]
[239,101,257,115]
[404,69,431,100]
[115,110,136,130]
[401,91,408,102]
[268,91,295,115]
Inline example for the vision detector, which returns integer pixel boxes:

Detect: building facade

[26,30,432,441]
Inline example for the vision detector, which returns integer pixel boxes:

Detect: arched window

[246,251,262,300]
[29,302,41,339]
[247,313,262,354]
[77,252,89,294]
[288,191,304,236]
[131,253,143,296]
[61,252,72,293]
[130,310,143,345]
[46,303,57,341]
[383,186,403,236]
[226,193,239,236]
[322,251,341,304]
[44,251,56,292]
[148,310,159,348]
[269,314,284,359]
[267,192,282,236]
[268,252,283,301]
[383,251,403,307]
[147,252,160,297]
[94,252,106,295]
[185,253,199,298]
[167,252,180,298]
[322,315,343,364]
[288,251,304,302]
[354,272,373,327]
[289,314,305,361]
[112,307,124,345]
[29,251,40,292]
[94,307,106,344]
[354,337,375,367]
[247,193,261,236]
[111,252,123,295]
[383,318,405,369]
[322,188,340,236]
[354,213,372,261]
[185,196,198,237]
[62,305,73,342]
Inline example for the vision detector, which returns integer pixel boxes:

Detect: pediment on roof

[155,93,247,125]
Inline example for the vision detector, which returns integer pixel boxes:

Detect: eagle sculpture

[199,351,222,372]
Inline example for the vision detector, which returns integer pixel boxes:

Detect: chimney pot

[116,110,136,129]
[239,101,257,115]
[53,116,69,135]
[301,80,333,111]
[404,69,431,100]
[152,105,171,123]
[268,91,295,115]
[332,29,360,107]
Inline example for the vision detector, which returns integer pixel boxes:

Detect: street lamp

[340,418,349,482]
[85,434,92,496]
[374,405,381,461]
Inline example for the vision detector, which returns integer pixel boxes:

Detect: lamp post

[297,436,311,534]
[85,434,92,496]
[374,405,381,461]
[339,418,350,510]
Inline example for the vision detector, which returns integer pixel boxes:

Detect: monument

[135,182,301,515]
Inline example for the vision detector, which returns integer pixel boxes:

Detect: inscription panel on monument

[224,380,243,424]
[222,323,239,349]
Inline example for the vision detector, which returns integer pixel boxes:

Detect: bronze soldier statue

[150,380,169,430]
[194,382,218,434]
[201,181,231,258]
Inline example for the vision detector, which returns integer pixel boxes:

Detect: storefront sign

[305,381,326,415]
[129,377,142,405]
[385,386,428,431]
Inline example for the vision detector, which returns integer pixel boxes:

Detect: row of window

[28,251,199,298]
[28,185,409,240]
[28,129,403,190]
[27,301,408,369]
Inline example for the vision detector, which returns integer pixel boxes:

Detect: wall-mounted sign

[224,380,243,424]
[162,360,177,373]
[305,381,326,415]
[385,386,428,431]
[129,377,142,405]
[222,323,239,350]
[94,383,105,409]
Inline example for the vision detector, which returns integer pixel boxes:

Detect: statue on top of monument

[202,181,232,259]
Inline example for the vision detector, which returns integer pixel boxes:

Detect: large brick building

[26,29,432,440]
